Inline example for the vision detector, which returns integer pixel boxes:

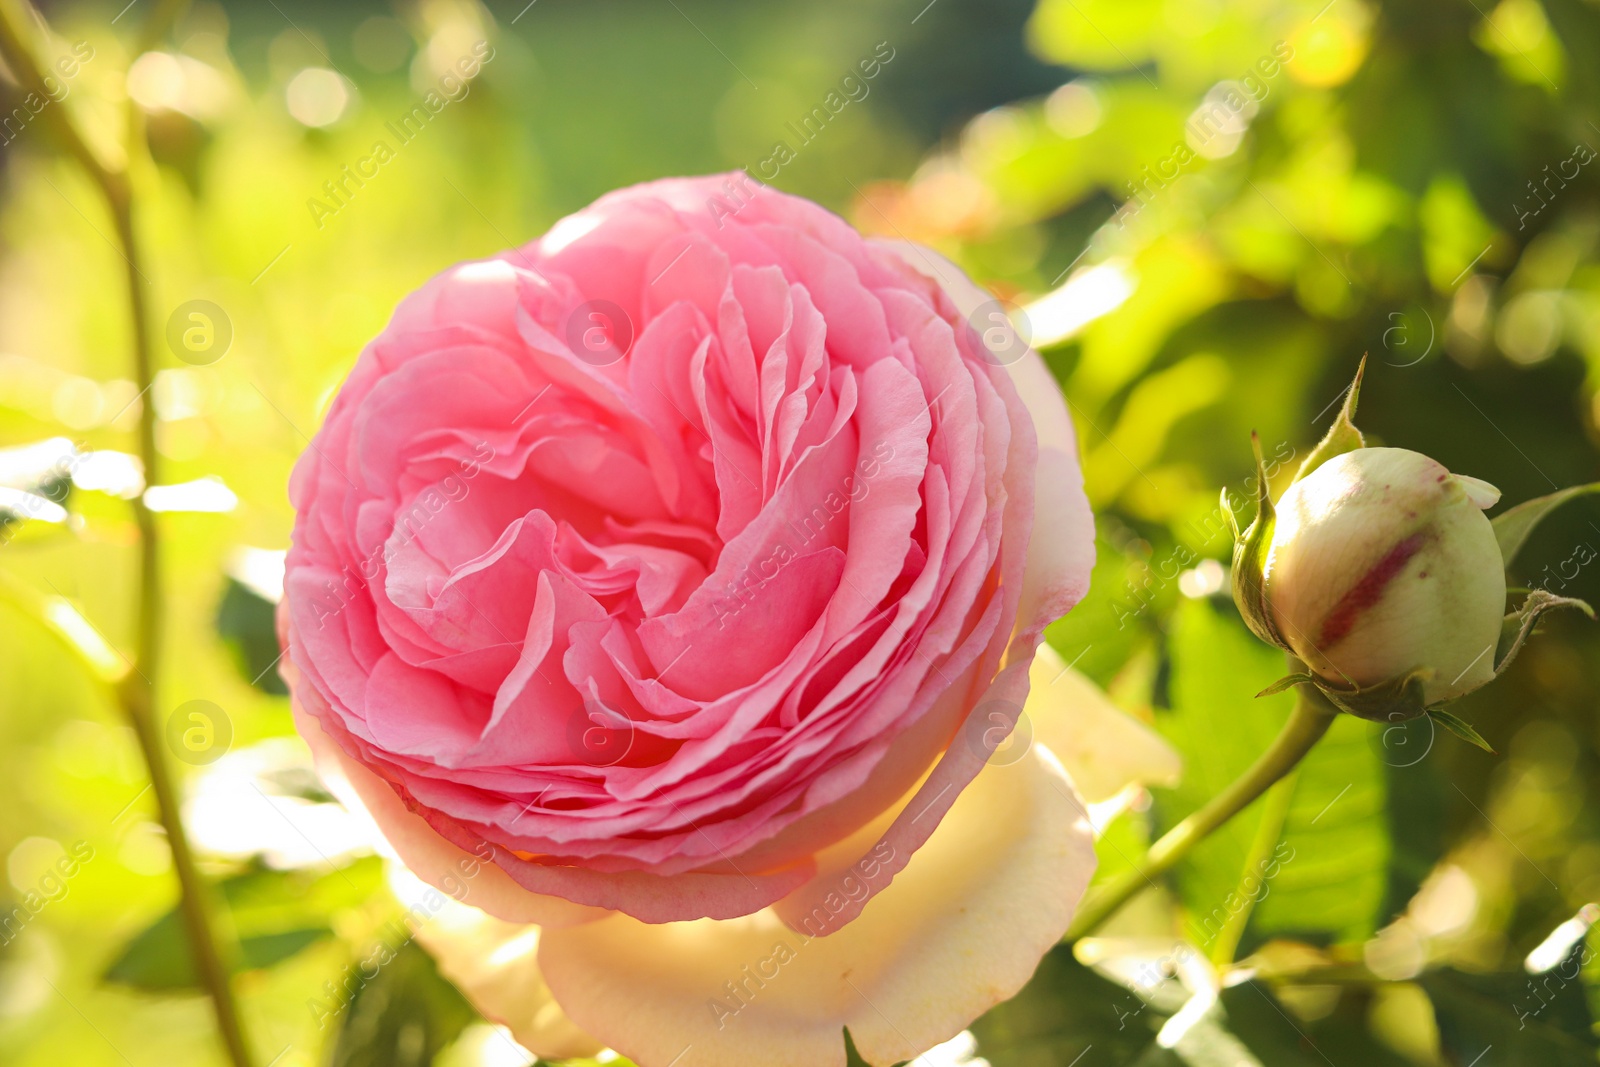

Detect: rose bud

[1231,361,1592,749]
[1261,446,1505,706]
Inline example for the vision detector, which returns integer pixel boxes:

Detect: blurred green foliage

[2,0,1600,1063]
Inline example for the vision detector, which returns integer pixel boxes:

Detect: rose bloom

[280,175,1167,1065]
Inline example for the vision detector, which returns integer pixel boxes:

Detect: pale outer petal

[415,900,604,1060]
[1025,643,1182,804]
[535,745,1096,1067]
[293,704,610,929]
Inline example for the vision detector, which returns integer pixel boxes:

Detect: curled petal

[293,701,609,929]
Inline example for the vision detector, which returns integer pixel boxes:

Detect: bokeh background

[3,0,1600,1063]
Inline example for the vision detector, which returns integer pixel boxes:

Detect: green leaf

[0,571,127,685]
[1246,713,1390,947]
[103,912,329,990]
[1423,965,1599,1065]
[1160,599,1298,946]
[1491,482,1600,567]
[1216,981,1413,1065]
[215,576,289,695]
[221,856,383,927]
[843,1028,873,1067]
[1161,601,1391,952]
[327,941,476,1067]
[102,859,381,991]
[1293,355,1367,483]
[1380,753,1449,922]
[1427,708,1496,753]
[970,945,1175,1066]
[1043,532,1160,690]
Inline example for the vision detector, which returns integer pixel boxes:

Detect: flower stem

[1065,686,1337,941]
[0,4,254,1065]
[1208,769,1297,965]
[112,192,256,1067]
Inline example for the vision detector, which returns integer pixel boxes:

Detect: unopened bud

[1263,447,1505,706]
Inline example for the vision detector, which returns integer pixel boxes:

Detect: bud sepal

[1293,354,1367,484]
[1305,666,1432,723]
[1255,668,1494,751]
[1229,433,1289,652]
[1428,708,1496,754]
[1495,588,1595,675]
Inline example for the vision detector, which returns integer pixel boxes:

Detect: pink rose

[281,174,1101,1065]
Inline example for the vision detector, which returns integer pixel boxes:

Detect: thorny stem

[1066,686,1337,941]
[0,4,254,1065]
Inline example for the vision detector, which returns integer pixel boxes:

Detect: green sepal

[1294,355,1367,484]
[1494,589,1596,676]
[1231,432,1290,651]
[1491,482,1600,568]
[1311,667,1432,723]
[843,1027,907,1067]
[1257,672,1316,698]
[1427,708,1497,754]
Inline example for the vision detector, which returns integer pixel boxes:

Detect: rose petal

[293,702,609,929]
[867,237,1094,625]
[529,744,1094,1067]
[759,239,1095,932]
[1025,643,1181,804]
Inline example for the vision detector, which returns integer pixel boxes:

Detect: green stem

[1208,770,1297,965]
[112,192,255,1067]
[0,4,252,1066]
[1066,686,1337,941]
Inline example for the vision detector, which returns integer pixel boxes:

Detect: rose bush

[279,175,1155,1065]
